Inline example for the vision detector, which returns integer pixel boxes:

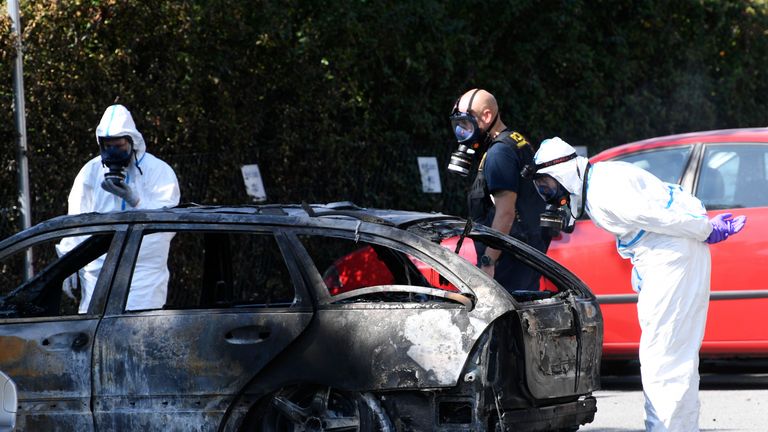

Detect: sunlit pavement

[583,389,768,431]
[581,360,768,431]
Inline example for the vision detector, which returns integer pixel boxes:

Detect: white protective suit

[57,104,180,313]
[536,137,713,432]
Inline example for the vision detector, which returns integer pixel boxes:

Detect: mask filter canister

[540,204,574,234]
[447,145,476,177]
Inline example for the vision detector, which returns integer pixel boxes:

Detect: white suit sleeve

[57,163,97,257]
[602,178,712,241]
[67,164,95,215]
[135,160,180,209]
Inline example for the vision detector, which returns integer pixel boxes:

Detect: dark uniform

[468,130,550,292]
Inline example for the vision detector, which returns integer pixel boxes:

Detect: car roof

[5,202,462,243]
[592,127,768,161]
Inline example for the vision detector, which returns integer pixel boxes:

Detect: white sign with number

[241,164,267,202]
[417,157,442,193]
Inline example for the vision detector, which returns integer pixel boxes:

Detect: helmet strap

[572,162,592,219]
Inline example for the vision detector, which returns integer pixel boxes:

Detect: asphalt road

[581,360,768,431]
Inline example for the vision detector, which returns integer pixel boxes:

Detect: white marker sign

[241,164,267,202]
[417,157,442,193]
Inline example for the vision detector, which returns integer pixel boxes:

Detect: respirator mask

[447,89,498,177]
[521,152,586,234]
[99,136,134,184]
[534,176,575,234]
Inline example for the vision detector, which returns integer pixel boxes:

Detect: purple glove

[706,213,747,244]
[729,214,747,233]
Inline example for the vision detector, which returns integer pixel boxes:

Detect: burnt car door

[91,224,314,430]
[467,229,602,401]
[277,227,485,391]
[0,225,128,431]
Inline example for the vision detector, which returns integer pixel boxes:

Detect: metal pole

[9,0,34,279]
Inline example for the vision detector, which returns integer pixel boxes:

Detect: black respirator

[540,204,575,234]
[536,181,575,235]
[447,89,498,177]
[99,136,134,184]
[521,152,589,235]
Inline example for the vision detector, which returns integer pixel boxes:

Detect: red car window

[612,145,692,184]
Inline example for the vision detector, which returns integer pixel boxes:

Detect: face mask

[447,89,498,177]
[100,145,132,168]
[533,174,576,234]
[533,174,571,207]
[529,161,592,235]
[99,136,134,184]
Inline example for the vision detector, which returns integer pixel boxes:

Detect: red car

[547,127,768,359]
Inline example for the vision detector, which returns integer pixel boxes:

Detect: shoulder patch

[510,131,529,148]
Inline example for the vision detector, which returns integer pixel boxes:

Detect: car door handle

[41,332,89,351]
[72,333,89,349]
[224,326,271,345]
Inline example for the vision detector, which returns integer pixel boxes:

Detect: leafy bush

[1,0,767,238]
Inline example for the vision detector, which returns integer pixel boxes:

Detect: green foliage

[1,0,768,237]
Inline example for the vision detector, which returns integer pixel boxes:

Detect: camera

[447,145,475,177]
[540,204,574,235]
[99,136,133,185]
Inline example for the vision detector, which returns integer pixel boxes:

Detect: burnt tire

[247,385,376,431]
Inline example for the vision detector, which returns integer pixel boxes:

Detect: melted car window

[0,234,113,318]
[445,234,565,301]
[163,231,295,309]
[299,236,458,296]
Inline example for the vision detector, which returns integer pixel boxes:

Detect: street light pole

[8,0,33,279]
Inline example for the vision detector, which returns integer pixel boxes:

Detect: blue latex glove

[101,179,140,207]
[706,213,747,244]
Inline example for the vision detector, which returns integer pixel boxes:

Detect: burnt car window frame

[103,223,312,316]
[283,227,476,309]
[473,230,586,300]
[0,224,129,320]
[411,219,597,301]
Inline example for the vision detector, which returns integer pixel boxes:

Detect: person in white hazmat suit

[529,137,746,432]
[57,104,180,313]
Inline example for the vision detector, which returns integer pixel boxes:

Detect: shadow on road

[600,358,768,390]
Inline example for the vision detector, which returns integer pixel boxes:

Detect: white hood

[95,104,146,159]
[534,137,590,214]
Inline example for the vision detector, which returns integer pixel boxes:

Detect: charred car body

[0,203,602,431]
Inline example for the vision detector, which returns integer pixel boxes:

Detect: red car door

[548,134,768,359]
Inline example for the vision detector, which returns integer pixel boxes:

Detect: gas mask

[521,152,588,235]
[447,89,498,177]
[99,136,134,184]
[533,175,575,234]
[532,174,571,207]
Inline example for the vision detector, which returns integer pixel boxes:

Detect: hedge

[1,0,767,238]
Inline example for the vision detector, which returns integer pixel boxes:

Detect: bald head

[457,89,497,115]
[454,88,505,137]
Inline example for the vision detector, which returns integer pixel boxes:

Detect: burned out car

[0,203,601,431]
